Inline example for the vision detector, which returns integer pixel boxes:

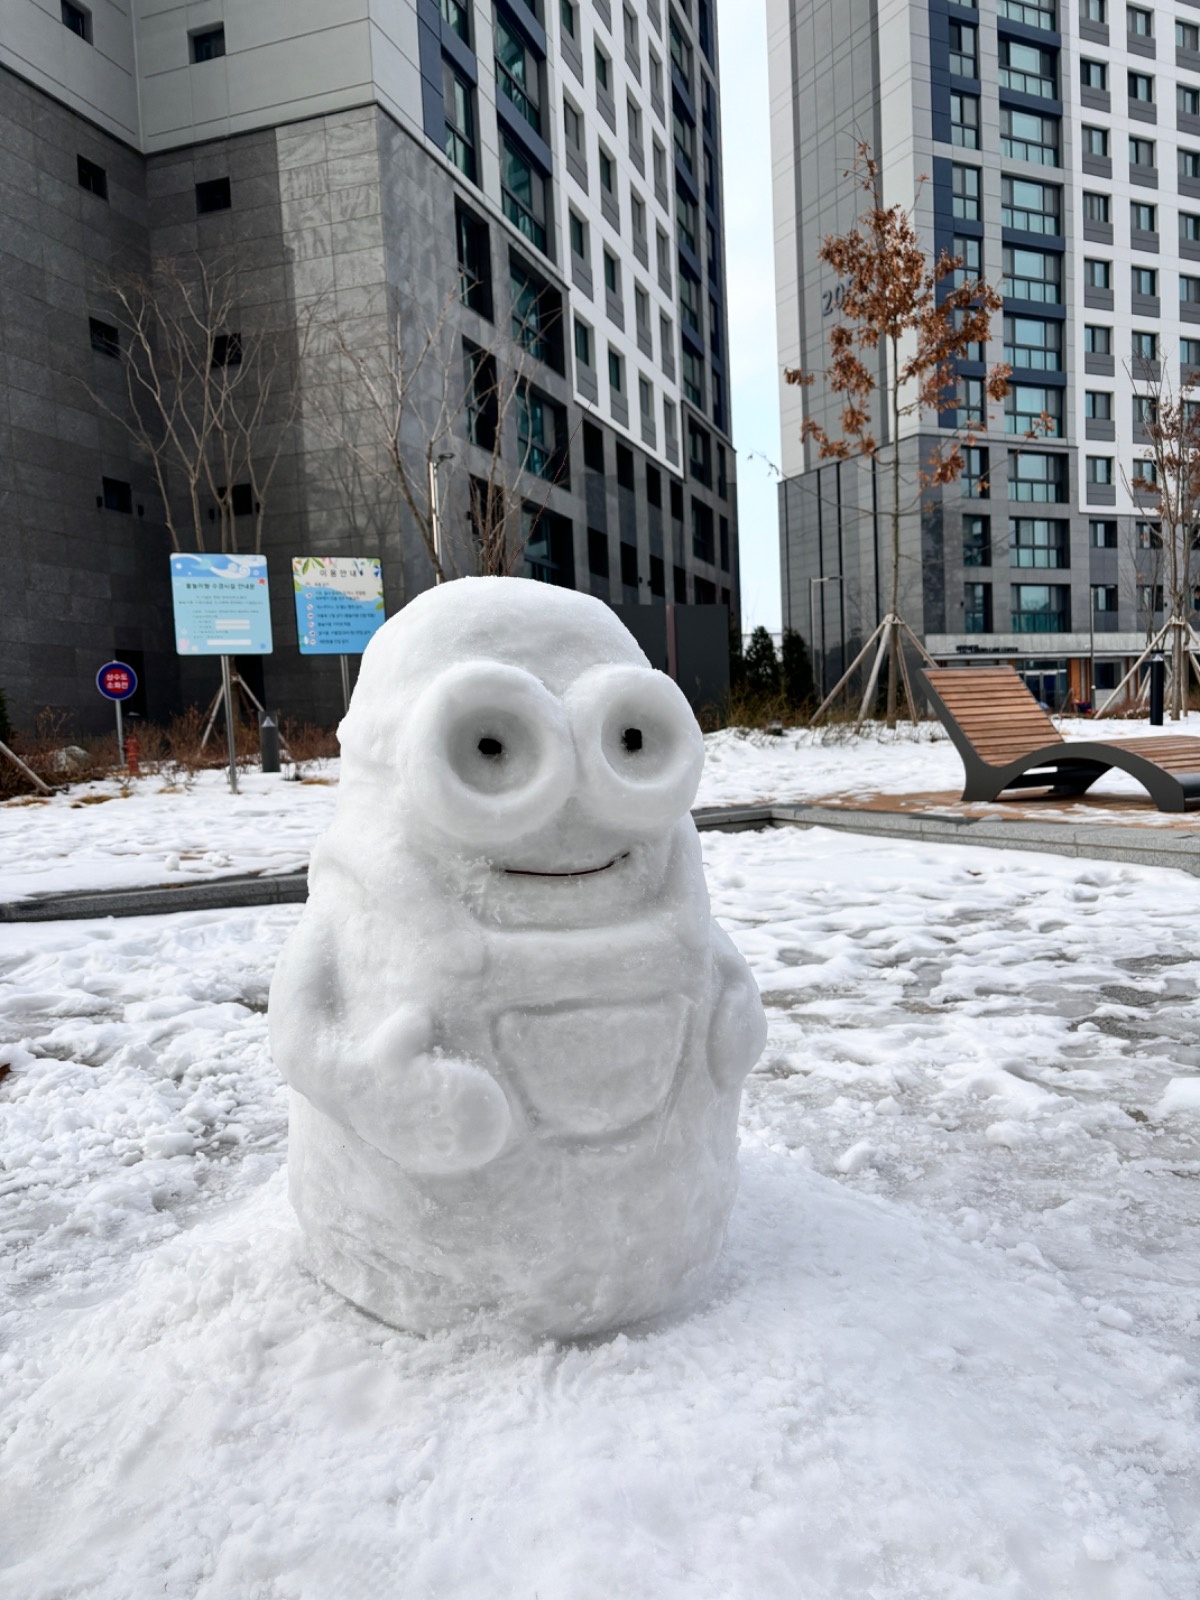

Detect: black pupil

[478,736,503,758]
[622,727,643,752]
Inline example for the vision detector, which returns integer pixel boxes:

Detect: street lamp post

[809,574,845,701]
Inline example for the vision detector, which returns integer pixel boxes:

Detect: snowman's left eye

[622,728,643,752]
[478,737,503,757]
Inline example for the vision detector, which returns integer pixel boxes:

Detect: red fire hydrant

[124,734,141,775]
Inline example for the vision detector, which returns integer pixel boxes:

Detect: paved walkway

[3,793,1197,922]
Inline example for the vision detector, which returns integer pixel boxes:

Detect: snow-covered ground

[6,712,1200,901]
[2,824,1198,1597]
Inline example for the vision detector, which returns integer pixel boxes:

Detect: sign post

[95,660,138,769]
[293,557,386,713]
[170,553,274,794]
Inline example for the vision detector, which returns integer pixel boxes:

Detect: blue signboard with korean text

[293,556,386,655]
[170,553,273,655]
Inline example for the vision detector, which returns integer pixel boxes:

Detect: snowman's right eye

[478,737,503,758]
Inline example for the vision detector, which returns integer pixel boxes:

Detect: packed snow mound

[269,578,767,1337]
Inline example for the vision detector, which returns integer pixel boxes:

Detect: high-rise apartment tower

[1,0,736,729]
[769,0,1198,709]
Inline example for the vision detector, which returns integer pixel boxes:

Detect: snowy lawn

[5,712,1200,901]
[2,825,1198,1598]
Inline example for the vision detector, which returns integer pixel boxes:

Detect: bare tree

[318,287,573,586]
[87,256,315,553]
[784,143,1014,728]
[1101,358,1200,717]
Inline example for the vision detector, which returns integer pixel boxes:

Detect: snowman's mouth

[502,852,629,879]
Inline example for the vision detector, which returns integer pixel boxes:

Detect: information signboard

[292,556,386,655]
[170,553,273,655]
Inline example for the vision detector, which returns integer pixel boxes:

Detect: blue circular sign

[96,661,138,701]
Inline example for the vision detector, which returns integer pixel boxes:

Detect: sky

[717,0,784,635]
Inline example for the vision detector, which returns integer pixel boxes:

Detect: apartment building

[1,0,737,731]
[769,0,1199,710]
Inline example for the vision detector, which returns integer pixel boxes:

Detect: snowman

[269,577,766,1337]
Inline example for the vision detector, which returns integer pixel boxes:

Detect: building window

[101,477,132,512]
[948,21,978,76]
[1084,258,1111,289]
[1086,455,1114,485]
[682,348,704,407]
[560,0,577,39]
[516,384,567,481]
[950,94,980,149]
[510,257,562,370]
[1128,72,1155,106]
[1132,330,1158,360]
[1009,451,1066,501]
[964,582,993,633]
[1130,136,1156,168]
[1002,177,1060,234]
[1001,107,1059,165]
[951,163,981,220]
[963,514,991,566]
[569,209,587,258]
[496,13,542,135]
[595,43,611,92]
[1002,246,1062,303]
[1183,338,1200,365]
[1006,384,1062,436]
[463,342,498,450]
[639,374,654,422]
[190,25,225,63]
[1004,315,1062,371]
[61,1,91,42]
[1132,266,1158,297]
[952,234,982,285]
[1011,584,1069,632]
[676,189,698,253]
[1131,201,1156,232]
[672,107,696,174]
[1182,149,1200,180]
[679,271,701,333]
[608,346,624,393]
[1138,584,1165,615]
[957,376,986,424]
[501,136,548,253]
[691,501,715,563]
[88,317,119,357]
[1010,517,1069,568]
[456,204,493,318]
[1082,192,1110,224]
[1080,59,1107,91]
[998,0,1056,26]
[1084,390,1112,419]
[1082,0,1106,18]
[1182,275,1200,305]
[1133,394,1157,428]
[688,420,712,484]
[1182,214,1200,244]
[1136,520,1163,548]
[1091,584,1118,614]
[669,11,693,80]
[1084,324,1111,354]
[1180,20,1200,50]
[599,148,615,194]
[441,0,470,40]
[1182,87,1200,117]
[588,528,609,579]
[963,446,989,498]
[1133,458,1159,488]
[443,60,477,181]
[211,332,242,368]
[1128,6,1153,37]
[1090,519,1118,547]
[603,249,619,295]
[999,38,1057,98]
[563,98,582,155]
[195,177,231,214]
[77,155,107,198]
[574,317,593,367]
[1082,126,1109,157]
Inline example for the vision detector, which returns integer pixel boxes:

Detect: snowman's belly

[492,993,694,1137]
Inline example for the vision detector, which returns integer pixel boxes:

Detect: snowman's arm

[268,911,511,1175]
[706,921,768,1091]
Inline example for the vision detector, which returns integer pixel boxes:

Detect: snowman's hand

[353,1008,512,1174]
[707,924,768,1091]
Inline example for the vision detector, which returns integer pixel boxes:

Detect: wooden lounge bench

[918,665,1200,813]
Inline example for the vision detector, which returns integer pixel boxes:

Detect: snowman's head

[335,578,704,903]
